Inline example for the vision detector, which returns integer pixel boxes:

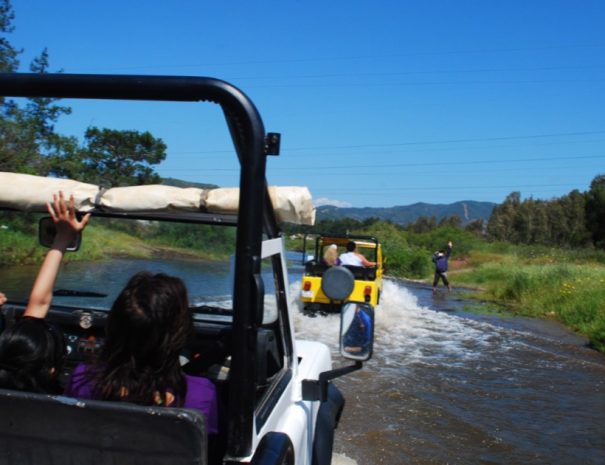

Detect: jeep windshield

[0,169,313,321]
[0,211,224,314]
[0,201,308,325]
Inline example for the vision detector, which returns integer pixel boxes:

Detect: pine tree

[586,175,605,248]
[0,0,19,73]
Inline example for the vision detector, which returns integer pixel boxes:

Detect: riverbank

[0,222,230,267]
[3,218,604,351]
[426,253,605,351]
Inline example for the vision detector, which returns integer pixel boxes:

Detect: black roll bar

[0,73,273,458]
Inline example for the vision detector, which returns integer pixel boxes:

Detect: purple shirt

[65,363,218,434]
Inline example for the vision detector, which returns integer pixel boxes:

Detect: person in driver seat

[0,191,90,394]
[339,241,376,267]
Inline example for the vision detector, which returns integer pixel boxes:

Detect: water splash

[375,280,502,368]
[291,280,341,345]
[290,278,520,371]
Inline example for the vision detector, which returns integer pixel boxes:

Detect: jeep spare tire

[321,266,355,301]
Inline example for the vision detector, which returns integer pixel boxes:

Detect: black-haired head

[0,317,66,394]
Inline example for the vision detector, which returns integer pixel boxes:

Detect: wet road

[294,279,605,465]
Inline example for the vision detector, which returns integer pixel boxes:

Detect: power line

[316,183,585,194]
[68,43,605,72]
[243,78,605,89]
[166,130,605,155]
[285,131,605,151]
[159,154,603,173]
[274,154,605,171]
[211,64,605,82]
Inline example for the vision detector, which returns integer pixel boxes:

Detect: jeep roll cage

[0,72,280,458]
[303,233,381,265]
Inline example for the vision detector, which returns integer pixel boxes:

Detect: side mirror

[38,217,81,252]
[340,301,374,361]
[303,300,372,401]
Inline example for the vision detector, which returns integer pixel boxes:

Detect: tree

[0,115,38,173]
[67,127,167,187]
[465,219,485,236]
[0,0,21,136]
[586,175,605,248]
[487,192,520,241]
[25,49,72,149]
[0,3,37,174]
[438,215,462,229]
[563,190,591,247]
[16,48,77,175]
[407,215,437,233]
[0,0,19,73]
[546,200,568,245]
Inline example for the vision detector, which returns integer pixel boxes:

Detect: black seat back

[0,388,207,465]
[304,260,330,277]
[343,265,376,281]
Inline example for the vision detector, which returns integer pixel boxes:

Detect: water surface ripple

[294,279,605,465]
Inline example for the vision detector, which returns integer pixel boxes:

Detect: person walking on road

[432,241,453,293]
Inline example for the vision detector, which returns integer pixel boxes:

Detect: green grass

[0,222,59,266]
[454,260,605,351]
[292,221,605,351]
[0,223,222,267]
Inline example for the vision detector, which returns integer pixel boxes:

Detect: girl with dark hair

[65,272,219,434]
[0,192,90,393]
[0,318,66,393]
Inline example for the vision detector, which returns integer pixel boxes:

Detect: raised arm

[23,192,91,319]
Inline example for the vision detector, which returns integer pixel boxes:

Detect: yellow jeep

[301,234,384,313]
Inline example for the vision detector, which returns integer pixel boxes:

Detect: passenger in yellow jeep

[339,241,376,267]
[322,244,341,266]
[0,191,90,394]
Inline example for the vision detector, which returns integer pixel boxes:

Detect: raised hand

[46,191,91,248]
[24,192,91,318]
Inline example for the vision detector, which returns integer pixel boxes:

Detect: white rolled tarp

[0,172,316,225]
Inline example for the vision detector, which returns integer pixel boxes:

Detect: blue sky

[8,0,605,208]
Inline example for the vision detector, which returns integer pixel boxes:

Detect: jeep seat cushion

[0,388,208,465]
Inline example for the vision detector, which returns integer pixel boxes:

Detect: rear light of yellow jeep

[364,286,372,302]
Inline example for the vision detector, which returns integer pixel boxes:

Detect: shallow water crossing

[1,259,603,464]
[294,279,605,465]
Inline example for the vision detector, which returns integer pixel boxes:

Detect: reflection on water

[0,258,233,309]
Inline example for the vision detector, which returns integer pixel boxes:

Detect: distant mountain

[316,201,496,226]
